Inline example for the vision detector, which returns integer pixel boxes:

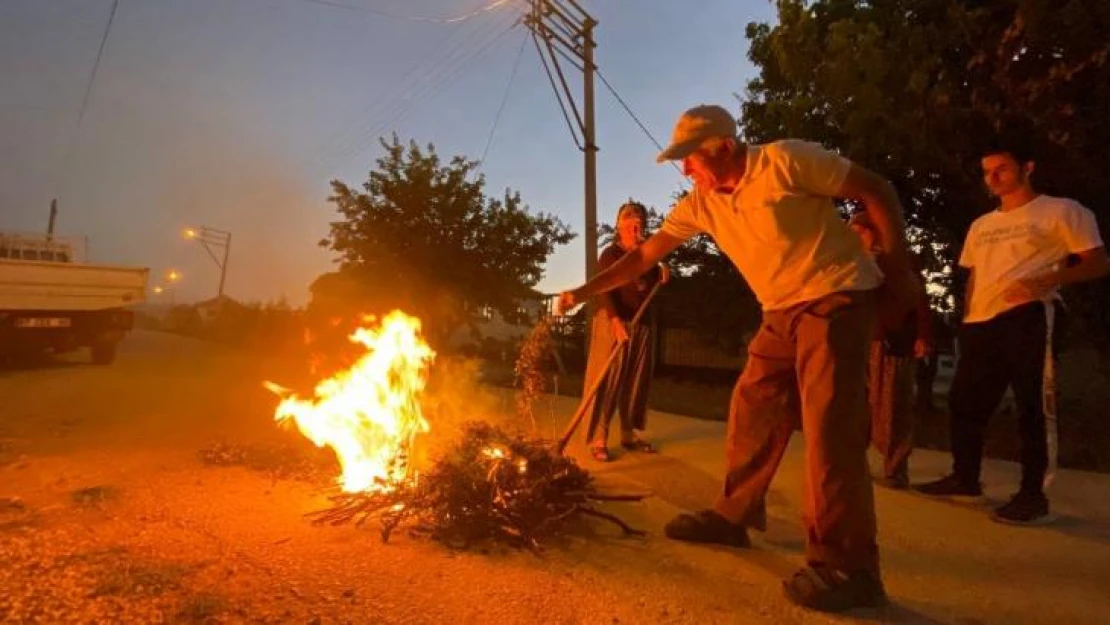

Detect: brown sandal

[782,565,887,612]
[590,445,610,462]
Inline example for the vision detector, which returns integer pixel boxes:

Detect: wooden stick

[555,280,663,455]
[576,505,646,536]
[584,492,649,502]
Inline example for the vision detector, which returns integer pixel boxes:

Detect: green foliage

[317,136,575,342]
[742,0,1110,347]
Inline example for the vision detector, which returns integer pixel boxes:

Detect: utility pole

[525,0,599,279]
[47,199,58,240]
[183,226,232,300]
[582,17,597,279]
[217,231,231,299]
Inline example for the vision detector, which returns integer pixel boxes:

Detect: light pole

[183,226,231,299]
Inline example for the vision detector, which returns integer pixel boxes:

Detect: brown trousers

[867,341,915,480]
[713,289,879,573]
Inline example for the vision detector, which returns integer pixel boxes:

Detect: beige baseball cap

[656,104,738,163]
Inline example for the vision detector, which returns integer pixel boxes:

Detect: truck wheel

[90,341,118,365]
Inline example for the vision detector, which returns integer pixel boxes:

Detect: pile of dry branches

[309,422,644,550]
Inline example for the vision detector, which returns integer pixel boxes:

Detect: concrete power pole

[47,199,58,240]
[525,0,599,279]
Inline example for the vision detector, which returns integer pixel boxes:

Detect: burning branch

[265,310,646,551]
[307,422,645,550]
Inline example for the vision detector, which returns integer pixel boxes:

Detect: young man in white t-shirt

[557,105,920,612]
[914,140,1109,525]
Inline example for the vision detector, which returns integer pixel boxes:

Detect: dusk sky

[1,0,775,305]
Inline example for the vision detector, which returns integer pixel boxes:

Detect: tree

[741,0,1110,354]
[316,137,575,345]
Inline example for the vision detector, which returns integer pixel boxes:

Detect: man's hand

[1002,274,1057,304]
[555,231,686,316]
[913,338,935,359]
[556,290,581,315]
[609,316,629,343]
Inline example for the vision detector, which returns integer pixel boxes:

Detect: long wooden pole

[556,280,663,455]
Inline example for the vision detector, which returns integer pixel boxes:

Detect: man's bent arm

[838,164,910,259]
[964,269,975,317]
[570,231,685,302]
[1052,247,1110,286]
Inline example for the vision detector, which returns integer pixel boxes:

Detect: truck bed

[0,259,148,311]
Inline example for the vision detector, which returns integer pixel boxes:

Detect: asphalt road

[1,330,1108,624]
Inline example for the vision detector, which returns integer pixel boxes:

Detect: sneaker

[782,565,888,612]
[991,492,1053,526]
[912,473,984,501]
[663,510,751,548]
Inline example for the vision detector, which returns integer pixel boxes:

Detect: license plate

[15,317,72,329]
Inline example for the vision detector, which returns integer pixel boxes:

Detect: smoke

[416,356,510,464]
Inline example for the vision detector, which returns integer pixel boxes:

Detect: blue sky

[1,0,776,305]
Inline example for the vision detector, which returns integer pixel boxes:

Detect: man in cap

[557,104,919,612]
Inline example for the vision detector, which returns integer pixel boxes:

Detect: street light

[182,225,231,299]
[151,283,177,306]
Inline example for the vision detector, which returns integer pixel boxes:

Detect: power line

[305,17,488,167]
[531,30,582,150]
[74,0,118,134]
[294,0,518,24]
[595,68,686,182]
[311,12,523,172]
[477,29,528,169]
[307,13,510,171]
[54,0,119,203]
[357,18,521,158]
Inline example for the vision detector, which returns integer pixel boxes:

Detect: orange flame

[265,311,435,493]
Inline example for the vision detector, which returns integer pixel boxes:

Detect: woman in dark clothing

[849,212,935,488]
[583,201,668,461]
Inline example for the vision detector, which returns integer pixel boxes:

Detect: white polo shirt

[660,139,882,311]
[960,194,1103,323]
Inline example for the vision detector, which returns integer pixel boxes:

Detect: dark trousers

[583,313,656,445]
[915,353,939,411]
[948,302,1060,495]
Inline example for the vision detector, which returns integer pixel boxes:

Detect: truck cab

[0,232,148,365]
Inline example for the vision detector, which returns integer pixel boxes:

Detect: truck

[0,232,148,365]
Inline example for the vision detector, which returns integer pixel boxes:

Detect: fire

[265,311,435,493]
